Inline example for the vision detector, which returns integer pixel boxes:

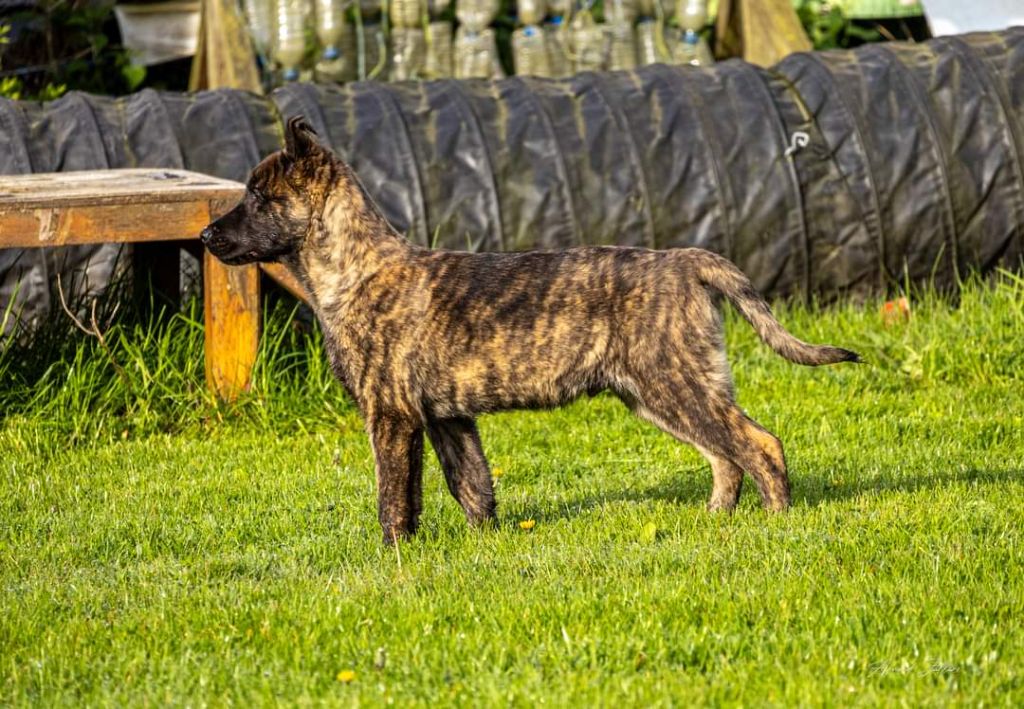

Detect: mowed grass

[1,275,1023,705]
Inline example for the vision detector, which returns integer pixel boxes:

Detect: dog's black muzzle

[200,221,246,262]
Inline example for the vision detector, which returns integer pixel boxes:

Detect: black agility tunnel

[2,27,1023,322]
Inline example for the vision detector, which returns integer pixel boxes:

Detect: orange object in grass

[881,297,910,326]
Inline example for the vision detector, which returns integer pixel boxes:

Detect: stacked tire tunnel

[1,27,1022,322]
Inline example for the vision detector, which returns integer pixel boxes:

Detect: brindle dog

[201,116,860,543]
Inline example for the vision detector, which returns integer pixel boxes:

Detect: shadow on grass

[796,467,1023,506]
[513,472,708,525]
[515,467,1022,525]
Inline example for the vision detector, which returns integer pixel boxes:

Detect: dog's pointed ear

[284,115,318,159]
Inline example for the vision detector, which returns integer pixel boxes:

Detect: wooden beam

[204,251,260,402]
[260,262,310,304]
[0,202,212,247]
[715,0,813,66]
[189,0,263,92]
[202,193,259,402]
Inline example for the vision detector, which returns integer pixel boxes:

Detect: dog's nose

[200,225,217,244]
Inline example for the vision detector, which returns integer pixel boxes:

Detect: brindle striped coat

[202,117,860,543]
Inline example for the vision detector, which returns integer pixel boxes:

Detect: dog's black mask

[200,117,323,265]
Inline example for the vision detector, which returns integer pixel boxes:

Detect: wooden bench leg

[204,250,260,401]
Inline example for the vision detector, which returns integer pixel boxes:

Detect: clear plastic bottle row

[241,0,713,85]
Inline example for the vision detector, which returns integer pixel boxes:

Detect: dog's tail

[691,249,861,366]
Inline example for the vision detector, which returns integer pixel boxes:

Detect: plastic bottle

[275,0,308,81]
[390,27,426,80]
[427,0,451,17]
[517,0,547,27]
[603,0,636,25]
[315,0,347,60]
[243,0,275,59]
[512,25,552,77]
[544,16,572,78]
[676,0,706,31]
[636,17,676,65]
[547,0,572,18]
[606,21,636,71]
[675,0,713,66]
[315,21,356,81]
[456,0,500,33]
[453,27,504,78]
[570,10,606,73]
[390,0,423,29]
[424,20,454,78]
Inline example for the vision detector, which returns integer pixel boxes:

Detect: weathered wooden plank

[0,202,212,247]
[0,169,244,209]
[204,251,260,402]
[260,262,309,304]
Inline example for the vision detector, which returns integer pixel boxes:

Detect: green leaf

[38,83,66,100]
[0,76,22,100]
[121,62,146,91]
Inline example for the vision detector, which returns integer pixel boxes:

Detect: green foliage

[0,73,67,100]
[796,0,881,49]
[0,24,57,98]
[0,3,144,100]
[1,275,1023,704]
[121,61,146,91]
[0,288,346,449]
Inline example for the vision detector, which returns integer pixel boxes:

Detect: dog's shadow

[516,467,1021,524]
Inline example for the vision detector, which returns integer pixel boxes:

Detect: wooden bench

[0,168,274,400]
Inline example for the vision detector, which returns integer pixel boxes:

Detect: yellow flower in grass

[336,669,357,683]
[519,519,536,530]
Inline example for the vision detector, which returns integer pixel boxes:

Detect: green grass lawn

[2,275,1023,705]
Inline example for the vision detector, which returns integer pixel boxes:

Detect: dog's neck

[288,173,410,315]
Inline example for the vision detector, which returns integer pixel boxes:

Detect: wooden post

[203,251,260,401]
[188,0,266,398]
[260,262,309,304]
[715,0,813,66]
[189,0,263,92]
[203,195,259,401]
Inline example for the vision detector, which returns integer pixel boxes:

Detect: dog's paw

[706,499,738,513]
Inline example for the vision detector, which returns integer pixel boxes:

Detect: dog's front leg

[368,415,424,544]
[426,417,496,526]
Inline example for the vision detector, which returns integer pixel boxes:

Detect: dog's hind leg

[722,413,790,511]
[623,379,790,512]
[665,404,790,511]
[426,417,497,526]
[368,415,424,543]
[694,445,744,512]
